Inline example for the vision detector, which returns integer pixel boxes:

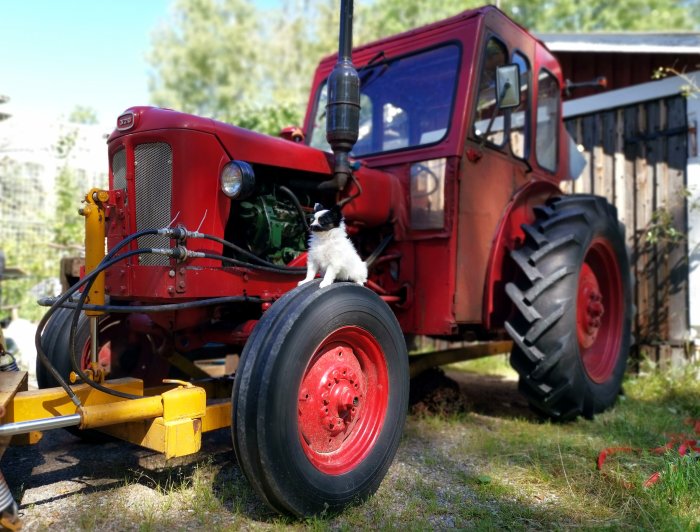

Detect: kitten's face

[309,203,342,232]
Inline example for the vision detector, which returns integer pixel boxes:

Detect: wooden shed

[540,33,700,98]
[562,71,700,365]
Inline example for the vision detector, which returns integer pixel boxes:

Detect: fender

[482,180,562,330]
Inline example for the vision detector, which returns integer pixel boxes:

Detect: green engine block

[238,193,307,264]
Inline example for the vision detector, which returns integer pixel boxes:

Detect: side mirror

[496,64,520,109]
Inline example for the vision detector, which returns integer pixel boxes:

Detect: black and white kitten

[298,203,368,288]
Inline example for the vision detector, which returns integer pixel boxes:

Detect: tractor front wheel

[505,195,632,420]
[232,281,409,516]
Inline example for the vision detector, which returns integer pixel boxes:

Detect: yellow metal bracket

[3,377,231,460]
[79,188,109,316]
[99,383,208,459]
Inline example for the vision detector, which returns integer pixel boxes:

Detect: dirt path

[2,370,532,530]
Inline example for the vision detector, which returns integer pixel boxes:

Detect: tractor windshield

[308,44,461,157]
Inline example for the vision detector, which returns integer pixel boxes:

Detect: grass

[18,357,700,530]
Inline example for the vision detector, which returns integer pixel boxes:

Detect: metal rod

[0,414,81,437]
[89,316,98,367]
[338,0,354,61]
[409,341,514,378]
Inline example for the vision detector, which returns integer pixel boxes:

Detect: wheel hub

[577,263,605,349]
[298,346,365,453]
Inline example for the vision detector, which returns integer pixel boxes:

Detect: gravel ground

[2,370,531,530]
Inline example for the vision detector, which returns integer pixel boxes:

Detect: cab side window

[473,37,508,145]
[510,52,529,159]
[536,69,560,172]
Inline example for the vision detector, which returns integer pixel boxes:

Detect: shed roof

[538,33,700,54]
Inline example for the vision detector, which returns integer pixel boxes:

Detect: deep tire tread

[506,194,632,421]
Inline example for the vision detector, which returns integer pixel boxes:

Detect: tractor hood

[108,106,334,176]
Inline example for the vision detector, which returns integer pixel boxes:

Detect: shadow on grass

[401,367,700,530]
[3,367,698,529]
[1,427,278,527]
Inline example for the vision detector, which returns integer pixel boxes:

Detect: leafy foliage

[148,0,699,135]
[0,157,55,322]
[53,129,85,248]
[0,120,94,321]
[68,106,99,125]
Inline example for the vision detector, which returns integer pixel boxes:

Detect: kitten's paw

[297,279,310,287]
[319,279,332,288]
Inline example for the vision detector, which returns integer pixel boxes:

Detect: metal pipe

[89,316,98,368]
[0,414,81,437]
[338,0,354,61]
[323,0,360,190]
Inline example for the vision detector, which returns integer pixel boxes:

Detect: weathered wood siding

[563,95,689,366]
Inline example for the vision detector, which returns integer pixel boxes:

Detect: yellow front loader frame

[1,373,232,460]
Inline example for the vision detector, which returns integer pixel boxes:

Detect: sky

[0,0,281,128]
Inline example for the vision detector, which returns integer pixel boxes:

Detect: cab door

[454,17,536,324]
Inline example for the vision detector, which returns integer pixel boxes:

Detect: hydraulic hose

[279,185,310,233]
[365,233,394,270]
[199,253,307,275]
[200,234,306,272]
[41,224,305,403]
[68,248,166,400]
[39,296,265,313]
[35,229,160,406]
[165,226,306,272]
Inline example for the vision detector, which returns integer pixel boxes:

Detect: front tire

[505,195,632,420]
[232,281,409,516]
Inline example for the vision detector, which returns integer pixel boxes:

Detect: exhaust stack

[323,0,360,190]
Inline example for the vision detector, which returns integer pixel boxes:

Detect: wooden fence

[564,94,690,365]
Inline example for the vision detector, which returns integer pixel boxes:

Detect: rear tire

[505,195,632,420]
[232,280,409,516]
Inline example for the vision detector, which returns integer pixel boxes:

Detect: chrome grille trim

[112,149,127,191]
[134,143,172,266]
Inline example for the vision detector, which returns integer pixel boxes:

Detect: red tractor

[28,1,631,518]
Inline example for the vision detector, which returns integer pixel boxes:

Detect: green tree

[0,157,54,322]
[148,0,699,134]
[68,105,99,125]
[508,0,697,32]
[53,129,84,248]
[149,0,266,125]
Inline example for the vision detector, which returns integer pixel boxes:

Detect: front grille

[134,143,172,266]
[112,149,127,191]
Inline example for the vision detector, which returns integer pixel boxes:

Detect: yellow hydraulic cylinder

[80,189,109,317]
[80,395,164,429]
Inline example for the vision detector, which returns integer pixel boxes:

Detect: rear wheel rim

[298,325,389,475]
[577,238,623,383]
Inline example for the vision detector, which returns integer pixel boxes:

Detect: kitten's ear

[314,203,324,213]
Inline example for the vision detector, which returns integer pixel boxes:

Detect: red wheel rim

[80,321,118,373]
[298,326,389,475]
[576,238,623,383]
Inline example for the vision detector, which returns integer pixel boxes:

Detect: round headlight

[221,161,255,199]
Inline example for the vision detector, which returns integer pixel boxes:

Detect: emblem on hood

[117,111,135,131]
